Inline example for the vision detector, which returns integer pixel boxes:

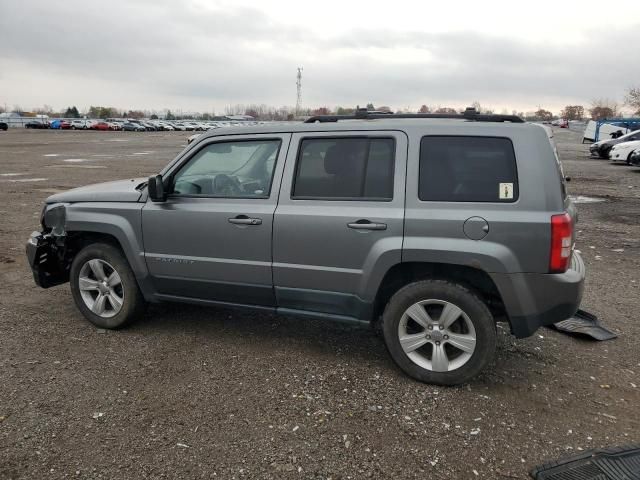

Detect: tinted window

[293,137,394,200]
[172,139,280,197]
[419,136,518,202]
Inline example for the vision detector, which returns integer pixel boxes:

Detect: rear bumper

[490,252,586,338]
[25,231,68,288]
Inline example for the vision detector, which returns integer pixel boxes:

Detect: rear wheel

[70,243,146,329]
[382,280,496,385]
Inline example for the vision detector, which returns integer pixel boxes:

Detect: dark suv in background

[27,109,585,385]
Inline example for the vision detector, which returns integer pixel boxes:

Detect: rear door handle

[228,215,262,226]
[347,220,387,231]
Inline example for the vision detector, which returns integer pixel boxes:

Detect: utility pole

[295,67,303,117]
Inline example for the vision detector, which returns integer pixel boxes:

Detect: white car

[70,119,90,129]
[609,140,640,164]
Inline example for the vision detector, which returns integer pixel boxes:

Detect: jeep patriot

[26,109,585,385]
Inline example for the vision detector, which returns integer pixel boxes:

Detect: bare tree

[624,86,640,115]
[434,107,457,114]
[561,105,584,120]
[589,98,618,120]
[535,109,553,121]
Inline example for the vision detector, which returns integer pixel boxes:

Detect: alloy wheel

[397,299,476,372]
[78,259,124,318]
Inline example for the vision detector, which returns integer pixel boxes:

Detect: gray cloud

[1,0,638,113]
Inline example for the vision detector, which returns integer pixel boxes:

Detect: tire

[69,243,146,329]
[627,153,633,165]
[71,126,76,130]
[382,280,496,386]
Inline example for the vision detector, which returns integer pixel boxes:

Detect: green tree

[64,106,80,118]
[150,114,159,120]
[165,110,175,120]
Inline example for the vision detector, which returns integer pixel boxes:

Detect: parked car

[91,122,111,131]
[590,129,640,158]
[70,119,89,130]
[25,108,585,386]
[629,148,640,166]
[609,140,640,164]
[25,121,49,129]
[0,122,8,131]
[122,122,146,132]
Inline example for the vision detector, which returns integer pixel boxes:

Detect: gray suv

[26,109,585,385]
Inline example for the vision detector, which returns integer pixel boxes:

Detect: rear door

[273,130,407,319]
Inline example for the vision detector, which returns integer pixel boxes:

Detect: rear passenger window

[293,137,395,200]
[419,136,518,202]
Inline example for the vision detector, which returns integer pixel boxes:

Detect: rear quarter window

[419,136,518,202]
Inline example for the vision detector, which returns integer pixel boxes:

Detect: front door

[142,133,291,307]
[273,131,408,319]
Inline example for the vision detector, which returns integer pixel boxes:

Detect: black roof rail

[304,107,525,124]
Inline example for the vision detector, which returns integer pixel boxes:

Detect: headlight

[43,204,67,235]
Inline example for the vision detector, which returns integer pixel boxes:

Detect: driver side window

[172,139,281,198]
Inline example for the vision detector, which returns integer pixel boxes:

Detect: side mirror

[148,174,167,202]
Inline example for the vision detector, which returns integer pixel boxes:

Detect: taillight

[550,213,573,273]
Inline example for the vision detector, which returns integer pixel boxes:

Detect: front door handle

[347,220,387,231]
[228,215,262,226]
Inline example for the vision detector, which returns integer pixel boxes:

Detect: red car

[59,120,72,129]
[91,122,111,131]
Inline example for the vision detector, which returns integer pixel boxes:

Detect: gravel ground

[1,128,639,479]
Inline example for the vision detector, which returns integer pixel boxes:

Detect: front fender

[64,202,147,278]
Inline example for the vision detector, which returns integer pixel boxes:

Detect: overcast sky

[1,0,639,115]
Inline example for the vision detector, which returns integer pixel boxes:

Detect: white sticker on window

[499,183,514,200]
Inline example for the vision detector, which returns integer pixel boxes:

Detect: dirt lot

[1,128,639,479]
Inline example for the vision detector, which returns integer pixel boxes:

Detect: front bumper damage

[26,231,69,288]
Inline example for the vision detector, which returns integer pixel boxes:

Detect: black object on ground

[531,445,640,479]
[551,309,617,341]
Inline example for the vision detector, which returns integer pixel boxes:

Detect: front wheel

[382,280,496,385]
[70,243,146,329]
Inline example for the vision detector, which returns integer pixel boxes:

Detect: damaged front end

[26,204,70,288]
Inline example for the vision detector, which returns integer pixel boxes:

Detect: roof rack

[304,107,525,124]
